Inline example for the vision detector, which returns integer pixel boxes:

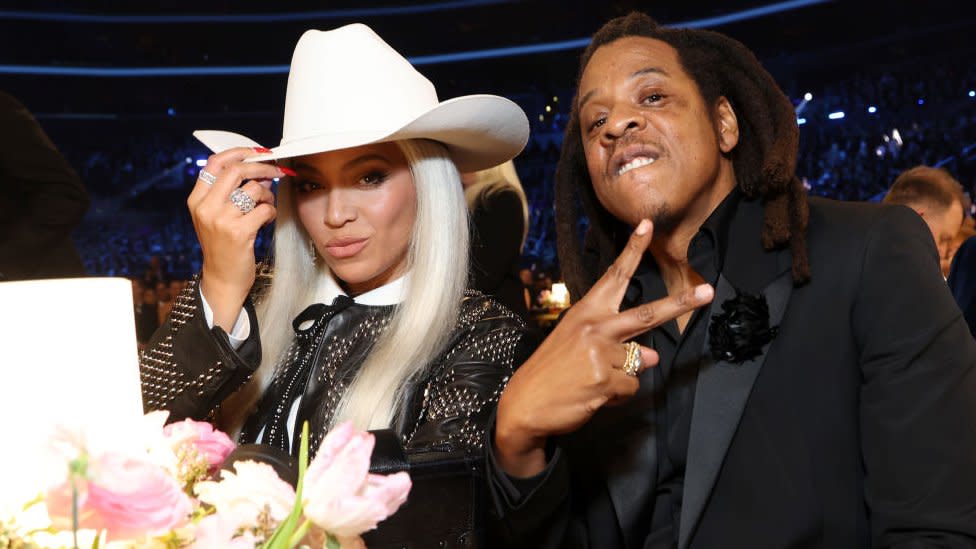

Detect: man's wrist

[494,419,548,478]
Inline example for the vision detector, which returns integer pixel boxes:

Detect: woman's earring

[308,239,317,266]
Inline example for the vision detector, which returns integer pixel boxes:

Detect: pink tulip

[302,422,411,538]
[46,452,192,540]
[163,419,236,471]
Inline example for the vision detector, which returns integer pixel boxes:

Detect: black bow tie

[291,294,356,339]
[258,294,358,452]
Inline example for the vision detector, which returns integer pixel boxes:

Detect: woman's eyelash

[292,170,390,190]
[360,170,391,185]
[294,179,320,192]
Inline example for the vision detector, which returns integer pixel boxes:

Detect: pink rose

[46,452,193,540]
[302,422,411,538]
[188,513,257,549]
[163,419,236,470]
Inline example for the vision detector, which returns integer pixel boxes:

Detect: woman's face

[292,142,417,296]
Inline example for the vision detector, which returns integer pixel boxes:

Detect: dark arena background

[3,0,974,325]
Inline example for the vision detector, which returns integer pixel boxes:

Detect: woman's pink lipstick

[324,237,368,259]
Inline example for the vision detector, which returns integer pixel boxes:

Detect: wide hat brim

[194,94,529,173]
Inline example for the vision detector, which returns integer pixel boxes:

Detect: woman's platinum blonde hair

[219,138,468,434]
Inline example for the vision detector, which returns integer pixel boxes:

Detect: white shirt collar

[314,270,408,306]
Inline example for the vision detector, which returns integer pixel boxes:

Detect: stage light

[538,114,544,121]
[917,98,925,105]
[803,92,813,101]
[553,96,558,102]
[166,107,175,116]
[868,106,877,114]
[969,90,975,98]
[195,159,207,167]
[828,111,845,120]
[184,157,192,164]
[545,105,551,112]
[797,117,807,125]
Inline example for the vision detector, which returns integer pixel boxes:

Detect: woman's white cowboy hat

[194,23,529,172]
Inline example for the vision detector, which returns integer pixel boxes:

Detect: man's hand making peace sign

[494,219,715,478]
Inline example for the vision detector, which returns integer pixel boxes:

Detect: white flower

[194,460,296,531]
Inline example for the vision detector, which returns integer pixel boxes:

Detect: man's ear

[715,96,739,153]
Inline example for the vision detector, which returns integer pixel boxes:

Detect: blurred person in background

[142,255,167,288]
[168,279,186,299]
[155,280,173,325]
[134,284,159,348]
[948,210,976,337]
[0,90,89,281]
[883,165,965,269]
[463,160,530,319]
[518,265,534,310]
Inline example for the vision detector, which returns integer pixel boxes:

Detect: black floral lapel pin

[708,289,778,364]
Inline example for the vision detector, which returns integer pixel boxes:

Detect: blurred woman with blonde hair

[462,160,531,318]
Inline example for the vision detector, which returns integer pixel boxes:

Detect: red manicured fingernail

[279,166,297,177]
[253,147,273,153]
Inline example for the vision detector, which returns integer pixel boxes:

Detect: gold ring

[622,341,642,377]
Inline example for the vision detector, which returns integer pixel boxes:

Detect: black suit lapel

[677,269,793,549]
[677,197,795,549]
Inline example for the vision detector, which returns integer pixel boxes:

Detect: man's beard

[638,202,678,235]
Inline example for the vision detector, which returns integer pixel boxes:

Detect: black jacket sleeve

[405,292,530,453]
[139,276,262,421]
[855,207,976,547]
[484,306,590,549]
[486,423,581,548]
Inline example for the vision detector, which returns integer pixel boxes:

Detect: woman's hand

[186,147,289,330]
[494,219,714,477]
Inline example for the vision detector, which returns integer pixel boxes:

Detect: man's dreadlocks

[555,12,810,300]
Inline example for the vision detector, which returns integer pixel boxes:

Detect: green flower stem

[261,421,312,549]
[70,474,79,549]
[285,519,312,548]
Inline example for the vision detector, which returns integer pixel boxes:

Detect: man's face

[923,200,964,264]
[577,36,738,234]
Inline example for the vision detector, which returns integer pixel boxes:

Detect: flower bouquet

[0,412,411,549]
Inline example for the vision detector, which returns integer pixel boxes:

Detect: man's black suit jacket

[948,235,976,338]
[488,196,976,548]
[0,91,89,280]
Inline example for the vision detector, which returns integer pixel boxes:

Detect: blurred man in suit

[883,165,965,272]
